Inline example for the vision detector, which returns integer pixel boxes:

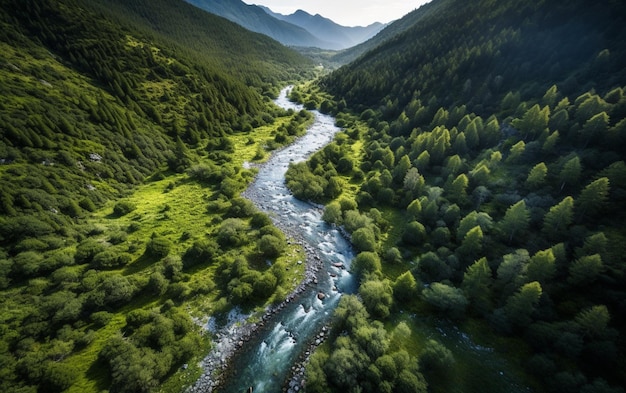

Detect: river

[191,87,531,393]
[215,87,357,393]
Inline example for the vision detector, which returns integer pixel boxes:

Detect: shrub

[74,239,106,264]
[113,200,136,216]
[145,236,172,259]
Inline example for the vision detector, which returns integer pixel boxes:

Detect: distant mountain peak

[185,1,384,50]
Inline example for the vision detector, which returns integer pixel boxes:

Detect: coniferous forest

[1,0,625,392]
[286,0,626,392]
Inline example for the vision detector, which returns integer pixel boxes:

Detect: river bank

[187,86,354,392]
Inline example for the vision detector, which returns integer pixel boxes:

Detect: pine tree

[462,257,493,315]
[542,196,574,240]
[559,156,582,191]
[505,281,542,328]
[499,200,530,243]
[526,249,556,284]
[526,162,548,189]
[577,177,610,219]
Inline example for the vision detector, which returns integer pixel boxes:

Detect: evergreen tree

[576,177,610,219]
[526,249,556,284]
[542,196,574,240]
[559,156,582,191]
[462,257,493,315]
[504,281,542,328]
[499,200,530,243]
[526,162,548,189]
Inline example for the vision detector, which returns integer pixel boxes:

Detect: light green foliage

[581,111,609,147]
[577,177,610,218]
[506,140,526,163]
[575,305,610,338]
[559,155,582,191]
[393,271,418,302]
[446,173,469,205]
[526,249,556,284]
[462,257,493,315]
[458,225,484,260]
[359,278,394,319]
[419,339,455,378]
[351,252,382,279]
[457,210,493,240]
[504,281,542,328]
[351,227,378,252]
[499,200,530,243]
[512,104,550,139]
[542,196,574,240]
[402,221,426,246]
[526,162,548,189]
[496,249,530,296]
[322,202,343,225]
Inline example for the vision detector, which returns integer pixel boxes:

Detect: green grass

[55,113,309,391]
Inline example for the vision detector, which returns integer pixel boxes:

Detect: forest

[2,0,626,392]
[285,0,626,392]
[0,0,314,392]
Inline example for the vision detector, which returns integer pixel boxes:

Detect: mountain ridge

[185,0,383,50]
[260,6,385,50]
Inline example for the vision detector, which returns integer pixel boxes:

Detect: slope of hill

[91,0,314,95]
[285,0,626,392]
[324,0,626,115]
[261,7,385,50]
[0,0,314,392]
[331,0,448,64]
[184,0,331,49]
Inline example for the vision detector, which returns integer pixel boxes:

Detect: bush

[92,250,132,269]
[351,252,382,279]
[258,234,286,258]
[74,239,106,264]
[183,239,218,268]
[113,200,136,216]
[145,236,172,259]
[91,311,113,328]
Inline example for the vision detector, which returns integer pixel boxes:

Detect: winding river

[217,88,357,392]
[194,87,531,393]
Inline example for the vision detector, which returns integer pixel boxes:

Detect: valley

[1,0,625,393]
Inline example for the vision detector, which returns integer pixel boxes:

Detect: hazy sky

[242,0,431,27]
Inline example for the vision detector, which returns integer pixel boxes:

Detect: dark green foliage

[145,236,172,259]
[308,295,427,393]
[113,201,136,217]
[321,0,626,118]
[99,308,201,393]
[183,238,218,268]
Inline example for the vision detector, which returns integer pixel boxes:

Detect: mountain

[90,0,313,93]
[331,0,448,64]
[286,0,626,391]
[323,0,626,115]
[184,0,331,48]
[260,7,385,50]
